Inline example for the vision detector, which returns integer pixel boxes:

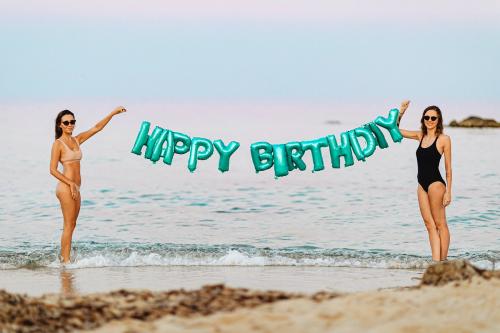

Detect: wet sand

[0,265,422,296]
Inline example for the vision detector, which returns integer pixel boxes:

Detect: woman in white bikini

[50,107,126,264]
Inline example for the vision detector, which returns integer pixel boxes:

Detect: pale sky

[2,0,499,24]
[1,1,499,103]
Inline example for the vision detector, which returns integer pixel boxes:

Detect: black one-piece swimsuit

[416,135,446,192]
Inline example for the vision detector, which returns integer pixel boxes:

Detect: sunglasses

[423,116,438,121]
[62,120,76,126]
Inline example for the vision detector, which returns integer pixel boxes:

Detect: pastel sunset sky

[1,0,499,103]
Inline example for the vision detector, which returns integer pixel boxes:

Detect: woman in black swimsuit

[398,101,452,261]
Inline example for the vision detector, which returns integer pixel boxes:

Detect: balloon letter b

[250,142,274,173]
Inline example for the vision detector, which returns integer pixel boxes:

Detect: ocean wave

[0,243,498,270]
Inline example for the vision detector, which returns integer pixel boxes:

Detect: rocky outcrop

[421,259,500,286]
[449,116,500,128]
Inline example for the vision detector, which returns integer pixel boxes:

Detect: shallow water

[0,102,498,287]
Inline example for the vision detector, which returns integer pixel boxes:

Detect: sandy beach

[91,276,499,333]
[2,260,499,333]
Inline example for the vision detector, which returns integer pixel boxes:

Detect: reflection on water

[60,269,77,295]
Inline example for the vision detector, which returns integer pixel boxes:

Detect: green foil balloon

[150,129,170,163]
[348,130,366,161]
[354,127,376,158]
[301,138,328,172]
[250,142,273,173]
[162,131,191,165]
[374,109,403,143]
[173,132,191,154]
[214,140,240,173]
[188,137,214,172]
[162,130,176,165]
[131,121,151,156]
[366,122,389,149]
[144,126,166,161]
[130,120,164,161]
[272,144,289,177]
[326,132,354,168]
[285,142,306,171]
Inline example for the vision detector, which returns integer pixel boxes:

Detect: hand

[69,182,79,200]
[443,191,451,207]
[112,106,127,116]
[400,100,410,113]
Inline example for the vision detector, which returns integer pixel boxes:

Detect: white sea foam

[38,249,440,270]
[4,242,498,271]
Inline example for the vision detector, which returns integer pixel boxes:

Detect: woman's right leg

[417,185,441,260]
[56,184,79,263]
[427,182,450,261]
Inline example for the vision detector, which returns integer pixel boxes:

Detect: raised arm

[75,106,127,145]
[397,100,422,141]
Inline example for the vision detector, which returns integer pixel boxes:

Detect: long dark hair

[55,110,75,140]
[420,105,443,137]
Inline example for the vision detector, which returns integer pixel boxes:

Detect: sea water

[0,102,498,294]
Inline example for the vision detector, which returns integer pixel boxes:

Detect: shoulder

[439,134,451,143]
[51,140,62,157]
[416,131,424,141]
[437,134,451,150]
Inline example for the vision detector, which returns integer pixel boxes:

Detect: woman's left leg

[73,191,81,258]
[428,182,450,260]
[56,184,80,263]
[75,189,81,223]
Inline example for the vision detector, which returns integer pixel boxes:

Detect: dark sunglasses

[62,120,76,126]
[423,116,438,121]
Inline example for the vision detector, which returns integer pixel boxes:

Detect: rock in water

[449,116,500,128]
